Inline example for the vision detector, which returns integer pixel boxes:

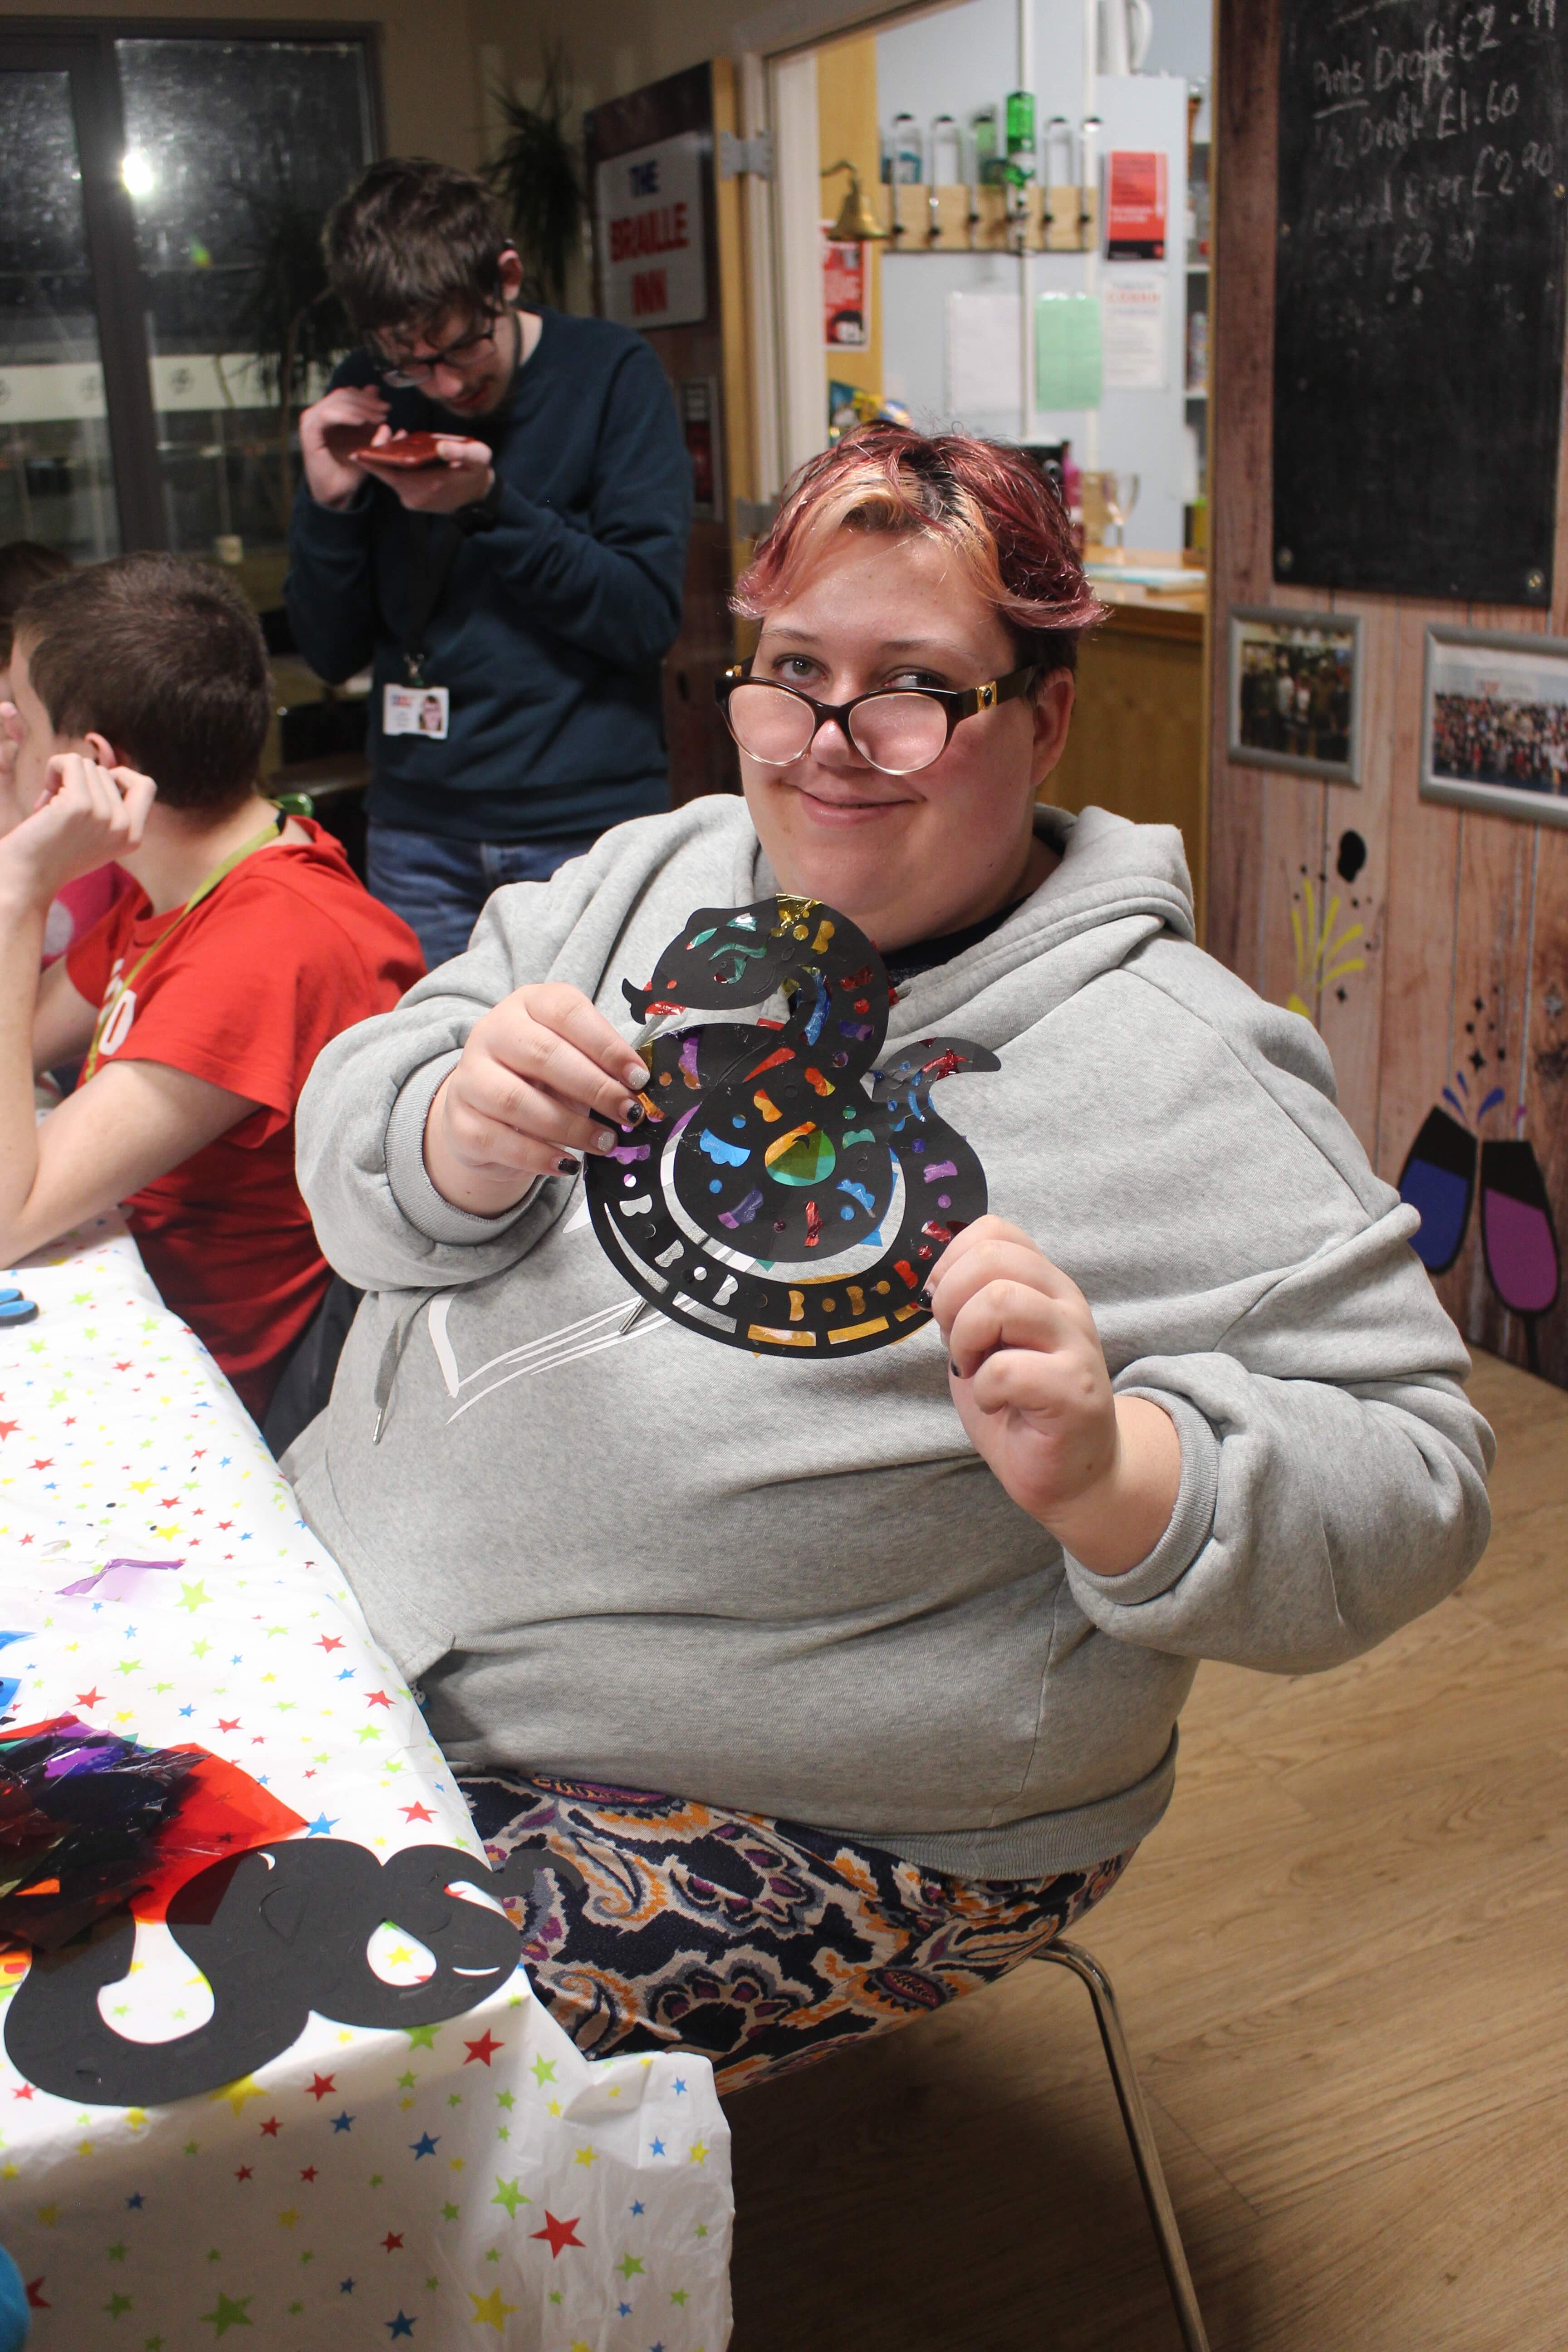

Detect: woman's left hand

[926,1215,1182,1577]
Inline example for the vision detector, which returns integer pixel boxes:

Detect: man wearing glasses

[286,158,692,968]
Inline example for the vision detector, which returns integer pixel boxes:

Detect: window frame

[0,16,384,551]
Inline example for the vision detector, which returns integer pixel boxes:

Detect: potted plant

[485,42,584,308]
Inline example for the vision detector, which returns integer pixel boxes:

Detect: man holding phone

[287,158,693,968]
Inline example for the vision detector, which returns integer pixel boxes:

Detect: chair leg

[1033,1940,1211,2352]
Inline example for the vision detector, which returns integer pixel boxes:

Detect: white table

[0,1217,732,2348]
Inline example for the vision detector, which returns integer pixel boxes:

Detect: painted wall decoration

[1286,863,1365,1021]
[585,893,996,1355]
[1210,2,1568,1391]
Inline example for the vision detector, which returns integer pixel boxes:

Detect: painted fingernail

[918,1284,933,1304]
[949,1359,963,1379]
[557,1155,581,1176]
[591,1129,616,1153]
[623,1065,648,1089]
[621,1099,646,1127]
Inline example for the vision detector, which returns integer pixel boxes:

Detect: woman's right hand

[298,384,391,510]
[422,982,652,1217]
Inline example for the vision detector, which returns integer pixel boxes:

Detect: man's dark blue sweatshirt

[284,308,692,846]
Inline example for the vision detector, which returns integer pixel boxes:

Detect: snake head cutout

[589,894,1000,1357]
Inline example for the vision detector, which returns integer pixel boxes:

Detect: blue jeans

[365,823,602,972]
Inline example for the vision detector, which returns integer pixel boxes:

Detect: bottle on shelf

[1004,88,1036,184]
[930,112,962,185]
[971,104,1003,186]
[888,112,922,184]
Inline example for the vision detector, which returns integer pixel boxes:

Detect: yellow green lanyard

[81,814,284,1083]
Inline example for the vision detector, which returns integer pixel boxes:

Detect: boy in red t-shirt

[0,554,423,1425]
[0,539,133,971]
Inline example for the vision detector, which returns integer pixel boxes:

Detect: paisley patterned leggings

[456,1770,1135,2097]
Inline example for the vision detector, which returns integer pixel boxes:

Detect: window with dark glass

[0,26,378,607]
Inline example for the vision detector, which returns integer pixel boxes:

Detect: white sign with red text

[596,132,707,330]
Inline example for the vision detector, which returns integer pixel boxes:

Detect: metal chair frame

[1032,1941,1211,2352]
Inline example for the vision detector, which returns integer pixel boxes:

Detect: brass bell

[821,158,890,242]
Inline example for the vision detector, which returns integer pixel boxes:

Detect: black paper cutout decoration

[4,1837,581,2107]
[586,894,999,1357]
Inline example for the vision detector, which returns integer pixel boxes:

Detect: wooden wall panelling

[1440,592,1547,1368]
[1205,0,1279,981]
[1210,0,1568,1382]
[1369,602,1462,1186]
[1258,593,1333,1030]
[1437,804,1540,1362]
[1046,608,1206,910]
[1522,828,1568,1378]
[1207,0,1330,1033]
[1314,591,1395,1153]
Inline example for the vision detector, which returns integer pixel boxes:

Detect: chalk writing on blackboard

[1275,0,1568,606]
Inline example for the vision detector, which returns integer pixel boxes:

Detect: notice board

[1274,0,1568,606]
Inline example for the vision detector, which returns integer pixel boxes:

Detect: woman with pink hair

[289,426,1491,2093]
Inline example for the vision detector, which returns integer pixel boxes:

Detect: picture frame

[1420,625,1568,831]
[1227,605,1362,785]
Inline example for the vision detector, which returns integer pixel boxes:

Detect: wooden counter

[1045,590,1209,932]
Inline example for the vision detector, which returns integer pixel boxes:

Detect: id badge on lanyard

[384,683,450,738]
[392,513,461,742]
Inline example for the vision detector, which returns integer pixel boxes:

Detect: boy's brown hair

[324,157,510,343]
[15,554,271,813]
[0,539,70,667]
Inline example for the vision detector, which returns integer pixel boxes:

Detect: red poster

[823,238,868,348]
[1106,150,1168,261]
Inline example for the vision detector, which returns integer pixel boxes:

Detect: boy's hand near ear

[927,1215,1182,1578]
[0,702,24,833]
[0,753,156,912]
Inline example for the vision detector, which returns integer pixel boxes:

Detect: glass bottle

[971,104,1001,186]
[891,112,923,185]
[1004,88,1036,184]
[930,113,962,186]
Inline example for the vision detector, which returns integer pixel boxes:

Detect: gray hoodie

[286,799,1493,1880]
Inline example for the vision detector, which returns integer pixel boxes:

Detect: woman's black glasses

[715,662,1037,775]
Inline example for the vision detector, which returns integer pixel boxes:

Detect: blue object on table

[0,1290,37,1328]
[0,2242,29,2348]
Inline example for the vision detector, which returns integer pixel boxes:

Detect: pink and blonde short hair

[734,422,1104,676]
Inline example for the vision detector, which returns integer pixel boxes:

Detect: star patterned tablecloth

[0,1216,733,2350]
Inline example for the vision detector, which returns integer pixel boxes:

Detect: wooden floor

[727,1351,1568,2350]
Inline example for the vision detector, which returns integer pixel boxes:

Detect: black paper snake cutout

[585,893,999,1357]
[3,1838,577,2107]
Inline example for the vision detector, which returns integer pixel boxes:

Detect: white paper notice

[946,290,1023,416]
[1101,272,1168,392]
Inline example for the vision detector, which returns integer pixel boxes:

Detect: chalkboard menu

[1275,0,1568,606]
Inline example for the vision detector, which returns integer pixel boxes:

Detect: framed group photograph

[1227,606,1362,785]
[1222,611,1363,785]
[1421,626,1568,830]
